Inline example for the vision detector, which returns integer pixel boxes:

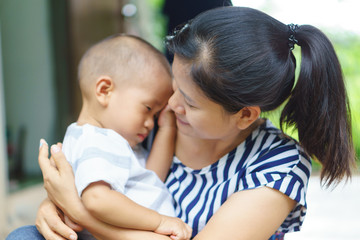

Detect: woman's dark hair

[166,6,356,187]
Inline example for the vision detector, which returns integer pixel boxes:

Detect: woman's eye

[185,101,195,108]
[146,106,152,111]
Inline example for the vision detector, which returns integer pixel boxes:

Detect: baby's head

[77,34,173,147]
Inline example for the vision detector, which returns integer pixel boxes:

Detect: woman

[7,6,355,240]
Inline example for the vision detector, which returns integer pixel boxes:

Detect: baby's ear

[95,76,114,106]
[236,106,261,130]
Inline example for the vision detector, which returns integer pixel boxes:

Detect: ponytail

[280,25,356,187]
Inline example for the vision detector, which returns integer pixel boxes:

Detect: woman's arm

[146,105,176,181]
[194,187,296,240]
[38,140,174,240]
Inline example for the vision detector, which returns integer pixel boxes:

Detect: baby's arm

[82,181,191,240]
[146,105,176,181]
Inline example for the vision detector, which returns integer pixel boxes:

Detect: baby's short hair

[78,34,171,98]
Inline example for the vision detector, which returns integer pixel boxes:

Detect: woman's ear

[95,76,114,107]
[236,106,261,130]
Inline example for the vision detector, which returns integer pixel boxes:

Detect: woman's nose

[168,90,185,115]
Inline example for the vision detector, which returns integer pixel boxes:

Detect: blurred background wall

[0,0,166,236]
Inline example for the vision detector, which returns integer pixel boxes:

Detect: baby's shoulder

[64,123,132,155]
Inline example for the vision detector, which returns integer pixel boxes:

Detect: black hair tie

[288,23,299,50]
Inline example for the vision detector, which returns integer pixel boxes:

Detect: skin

[37,54,296,240]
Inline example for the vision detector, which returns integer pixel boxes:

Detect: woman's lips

[175,115,189,125]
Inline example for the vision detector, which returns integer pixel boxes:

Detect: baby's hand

[155,215,192,240]
[157,105,176,129]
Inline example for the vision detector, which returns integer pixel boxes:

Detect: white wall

[0,21,9,238]
[1,0,56,175]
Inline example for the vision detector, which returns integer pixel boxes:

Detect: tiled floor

[3,183,46,239]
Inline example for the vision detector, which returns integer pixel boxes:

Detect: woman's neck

[175,118,264,169]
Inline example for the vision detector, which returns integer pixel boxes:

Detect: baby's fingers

[170,225,192,240]
[158,105,176,128]
[181,223,192,240]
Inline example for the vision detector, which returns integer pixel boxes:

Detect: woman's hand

[38,139,82,221]
[36,198,81,240]
[64,215,83,234]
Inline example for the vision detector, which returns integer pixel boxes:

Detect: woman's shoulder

[238,118,311,174]
[232,119,311,205]
[248,119,304,154]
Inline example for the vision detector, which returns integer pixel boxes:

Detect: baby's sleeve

[73,147,132,196]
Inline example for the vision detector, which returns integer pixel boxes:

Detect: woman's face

[169,55,240,140]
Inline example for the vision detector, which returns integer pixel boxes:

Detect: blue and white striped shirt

[165,119,312,237]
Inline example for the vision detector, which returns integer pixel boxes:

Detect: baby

[60,34,191,240]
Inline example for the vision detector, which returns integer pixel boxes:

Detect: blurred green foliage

[146,0,167,51]
[332,33,360,160]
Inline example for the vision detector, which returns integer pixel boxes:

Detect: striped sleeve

[238,133,312,233]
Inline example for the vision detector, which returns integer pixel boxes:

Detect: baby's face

[102,65,173,147]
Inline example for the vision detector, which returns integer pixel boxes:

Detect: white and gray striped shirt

[62,123,175,217]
